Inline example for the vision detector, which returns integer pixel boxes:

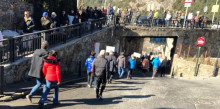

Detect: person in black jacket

[161,57,168,77]
[92,50,108,100]
[23,11,35,33]
[107,51,116,83]
[59,10,69,26]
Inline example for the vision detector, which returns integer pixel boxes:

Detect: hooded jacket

[85,56,95,72]
[117,55,126,68]
[128,58,136,69]
[152,57,161,68]
[28,49,48,78]
[43,56,61,82]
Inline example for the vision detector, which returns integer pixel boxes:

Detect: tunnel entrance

[120,36,178,75]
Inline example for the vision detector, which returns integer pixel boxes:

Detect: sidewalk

[0,72,87,102]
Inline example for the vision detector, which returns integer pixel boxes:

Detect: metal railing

[0,17,107,64]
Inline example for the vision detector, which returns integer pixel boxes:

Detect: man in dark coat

[107,51,116,83]
[26,41,49,103]
[92,50,108,100]
[59,10,69,26]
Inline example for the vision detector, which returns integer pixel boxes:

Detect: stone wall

[0,0,33,30]
[171,54,220,77]
[115,26,220,77]
[3,27,116,84]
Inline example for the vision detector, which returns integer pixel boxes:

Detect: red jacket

[42,56,61,82]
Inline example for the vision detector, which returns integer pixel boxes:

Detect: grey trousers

[152,68,158,78]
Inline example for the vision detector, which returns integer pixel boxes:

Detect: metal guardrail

[0,17,107,64]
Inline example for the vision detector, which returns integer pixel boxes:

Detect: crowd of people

[22,3,210,36]
[85,50,170,100]
[23,6,108,34]
[25,41,170,108]
[120,9,208,28]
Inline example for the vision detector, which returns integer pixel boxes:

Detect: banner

[106,46,115,53]
[133,52,141,58]
[212,5,219,12]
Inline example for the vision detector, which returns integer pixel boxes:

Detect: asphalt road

[0,72,220,109]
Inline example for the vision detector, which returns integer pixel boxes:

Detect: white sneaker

[88,85,91,88]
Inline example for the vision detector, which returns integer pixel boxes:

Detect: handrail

[0,17,109,64]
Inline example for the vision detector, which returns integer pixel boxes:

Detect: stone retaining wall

[0,0,33,30]
[3,27,116,84]
[171,54,220,77]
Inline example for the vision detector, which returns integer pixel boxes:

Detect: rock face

[112,0,176,11]
[0,0,33,30]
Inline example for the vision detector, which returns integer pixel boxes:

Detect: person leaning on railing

[41,12,52,30]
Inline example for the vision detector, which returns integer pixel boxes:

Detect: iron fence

[0,17,107,64]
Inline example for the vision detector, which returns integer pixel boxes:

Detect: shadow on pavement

[60,94,155,106]
[105,88,142,92]
[113,81,145,84]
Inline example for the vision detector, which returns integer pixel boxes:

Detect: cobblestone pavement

[0,72,220,109]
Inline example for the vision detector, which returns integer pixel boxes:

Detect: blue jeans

[30,78,46,96]
[165,20,170,27]
[153,19,159,26]
[39,80,59,104]
[118,67,125,78]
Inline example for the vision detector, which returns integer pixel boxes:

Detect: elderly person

[23,11,35,33]
[92,50,108,100]
[41,12,52,30]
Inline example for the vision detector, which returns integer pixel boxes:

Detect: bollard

[0,66,4,95]
[78,61,81,77]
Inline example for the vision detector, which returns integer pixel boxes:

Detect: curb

[0,77,87,102]
[166,75,220,80]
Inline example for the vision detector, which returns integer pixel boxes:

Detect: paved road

[0,72,220,109]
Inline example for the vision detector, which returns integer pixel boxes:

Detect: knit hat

[42,12,48,16]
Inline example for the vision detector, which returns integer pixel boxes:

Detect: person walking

[85,51,96,88]
[107,51,117,83]
[161,57,168,77]
[151,57,161,79]
[38,50,61,108]
[117,52,126,78]
[26,41,49,103]
[92,50,108,100]
[142,57,149,76]
[127,55,136,79]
